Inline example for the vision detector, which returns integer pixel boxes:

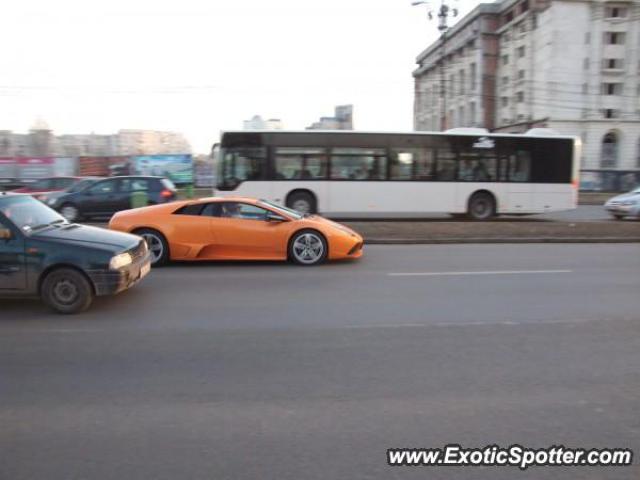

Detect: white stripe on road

[388,269,573,277]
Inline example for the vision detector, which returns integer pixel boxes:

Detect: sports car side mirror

[266,213,287,223]
[0,228,12,240]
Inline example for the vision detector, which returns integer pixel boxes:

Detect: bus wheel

[287,191,316,215]
[467,192,496,220]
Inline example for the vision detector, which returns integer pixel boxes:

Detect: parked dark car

[0,193,151,314]
[38,176,104,207]
[48,176,177,222]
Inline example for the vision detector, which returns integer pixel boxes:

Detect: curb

[365,237,640,245]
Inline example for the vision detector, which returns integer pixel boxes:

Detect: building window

[503,32,511,42]
[520,1,529,13]
[602,83,622,95]
[469,102,476,125]
[459,70,465,95]
[501,96,509,107]
[518,69,525,79]
[585,32,590,44]
[502,54,509,65]
[605,6,628,18]
[517,46,526,58]
[516,91,525,102]
[583,58,589,70]
[603,58,623,69]
[603,109,620,119]
[470,63,476,91]
[600,131,619,168]
[582,83,588,94]
[449,75,454,97]
[605,32,625,45]
[502,76,509,85]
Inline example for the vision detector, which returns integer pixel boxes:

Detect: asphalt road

[1,244,639,480]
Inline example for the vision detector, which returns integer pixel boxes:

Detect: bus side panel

[268,181,329,211]
[326,182,456,216]
[532,184,575,212]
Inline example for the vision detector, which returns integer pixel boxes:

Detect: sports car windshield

[259,200,304,220]
[0,195,66,232]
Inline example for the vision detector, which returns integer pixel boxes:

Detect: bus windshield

[218,147,265,189]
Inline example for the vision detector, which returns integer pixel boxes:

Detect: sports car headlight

[109,252,132,270]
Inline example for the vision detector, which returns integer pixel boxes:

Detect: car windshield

[259,199,304,220]
[0,195,67,232]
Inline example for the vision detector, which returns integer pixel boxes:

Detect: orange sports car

[108,197,364,266]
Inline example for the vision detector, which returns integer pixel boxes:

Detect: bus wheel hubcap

[293,234,323,263]
[141,234,163,263]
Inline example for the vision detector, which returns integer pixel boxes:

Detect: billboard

[17,157,55,180]
[131,154,193,185]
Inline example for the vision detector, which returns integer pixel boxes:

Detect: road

[1,244,639,480]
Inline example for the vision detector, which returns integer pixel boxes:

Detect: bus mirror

[0,228,12,240]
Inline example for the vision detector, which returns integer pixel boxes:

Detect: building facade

[242,115,284,130]
[307,105,354,130]
[413,0,640,186]
[0,125,191,157]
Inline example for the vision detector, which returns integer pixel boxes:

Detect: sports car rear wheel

[289,230,327,266]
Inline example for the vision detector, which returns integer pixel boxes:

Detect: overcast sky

[1,0,479,153]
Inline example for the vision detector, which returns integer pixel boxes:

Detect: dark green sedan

[0,193,151,314]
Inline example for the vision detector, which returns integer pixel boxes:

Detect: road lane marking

[388,269,573,277]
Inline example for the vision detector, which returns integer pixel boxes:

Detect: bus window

[275,148,327,180]
[330,148,387,180]
[509,151,531,182]
[389,151,413,180]
[435,150,457,181]
[414,149,436,180]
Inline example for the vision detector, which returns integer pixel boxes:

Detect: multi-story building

[242,115,284,130]
[413,0,640,183]
[0,124,191,157]
[414,3,500,131]
[307,105,354,130]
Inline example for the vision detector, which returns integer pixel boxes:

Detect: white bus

[214,129,581,220]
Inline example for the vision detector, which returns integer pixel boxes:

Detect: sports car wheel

[136,229,169,266]
[289,230,327,266]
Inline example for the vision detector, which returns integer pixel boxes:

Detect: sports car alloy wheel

[292,232,325,265]
[141,232,164,264]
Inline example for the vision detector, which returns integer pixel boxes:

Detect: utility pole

[412,0,458,131]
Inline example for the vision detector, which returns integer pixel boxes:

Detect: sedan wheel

[290,231,327,266]
[41,268,93,314]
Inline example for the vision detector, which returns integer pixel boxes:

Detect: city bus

[214,129,580,220]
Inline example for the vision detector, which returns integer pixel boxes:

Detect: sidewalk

[345,220,640,244]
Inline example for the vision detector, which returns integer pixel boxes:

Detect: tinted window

[435,149,457,181]
[275,148,327,180]
[175,204,205,216]
[201,203,222,217]
[221,147,266,186]
[88,180,116,194]
[120,178,150,192]
[330,148,387,180]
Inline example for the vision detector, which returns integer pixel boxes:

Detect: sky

[0,0,479,153]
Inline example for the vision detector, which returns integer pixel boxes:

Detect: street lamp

[412,0,459,130]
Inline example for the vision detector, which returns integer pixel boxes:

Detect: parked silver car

[604,187,640,220]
